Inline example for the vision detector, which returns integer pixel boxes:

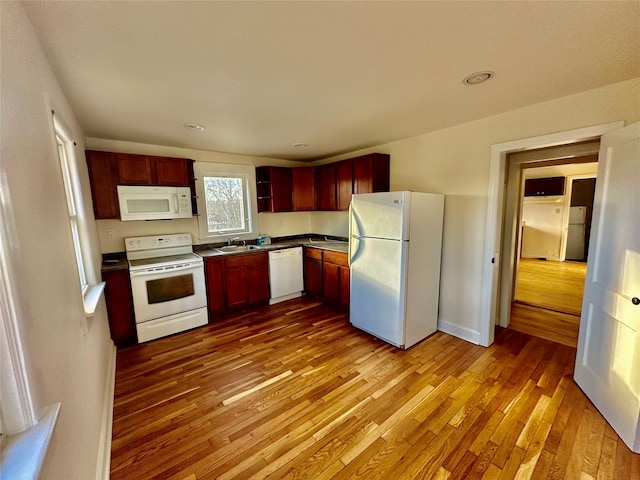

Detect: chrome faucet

[228,237,244,246]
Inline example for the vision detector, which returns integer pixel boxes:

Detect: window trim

[51,115,105,316]
[0,171,38,435]
[194,162,258,241]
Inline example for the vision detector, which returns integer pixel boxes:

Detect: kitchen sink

[215,245,260,253]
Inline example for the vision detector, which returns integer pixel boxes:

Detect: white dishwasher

[268,247,304,304]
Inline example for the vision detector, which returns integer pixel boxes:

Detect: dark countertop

[101,258,129,272]
[101,234,349,270]
[195,237,349,258]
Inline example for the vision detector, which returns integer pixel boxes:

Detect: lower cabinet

[303,247,349,308]
[102,268,137,347]
[205,256,226,317]
[303,247,324,298]
[205,252,270,316]
[323,250,350,308]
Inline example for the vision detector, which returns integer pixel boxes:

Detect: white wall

[521,201,565,260]
[520,163,599,260]
[1,2,114,478]
[316,77,640,342]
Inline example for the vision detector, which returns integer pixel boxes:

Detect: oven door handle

[130,263,201,277]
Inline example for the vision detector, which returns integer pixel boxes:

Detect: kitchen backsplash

[96,211,349,253]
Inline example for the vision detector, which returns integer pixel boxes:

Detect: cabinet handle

[632,297,640,306]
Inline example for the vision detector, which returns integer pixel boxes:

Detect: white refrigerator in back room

[349,191,444,349]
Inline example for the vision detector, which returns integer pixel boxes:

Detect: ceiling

[22,1,640,161]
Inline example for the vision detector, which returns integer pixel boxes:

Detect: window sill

[0,403,61,480]
[83,281,106,317]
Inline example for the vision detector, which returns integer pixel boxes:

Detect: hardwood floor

[510,259,587,347]
[509,303,579,348]
[515,259,587,316]
[111,298,639,479]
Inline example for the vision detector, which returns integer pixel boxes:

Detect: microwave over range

[117,185,192,221]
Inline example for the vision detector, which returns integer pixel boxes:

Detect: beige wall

[1,2,114,478]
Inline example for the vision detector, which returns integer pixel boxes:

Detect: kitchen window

[52,115,104,316]
[54,117,88,292]
[195,163,258,240]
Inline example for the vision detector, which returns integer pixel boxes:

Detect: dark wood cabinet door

[102,269,137,346]
[86,150,119,219]
[336,159,353,211]
[524,176,565,196]
[338,266,350,307]
[225,267,249,309]
[292,167,316,211]
[304,254,323,298]
[271,167,293,212]
[353,153,390,194]
[205,257,226,317]
[153,156,189,186]
[323,262,340,303]
[248,262,270,303]
[316,163,337,210]
[117,153,152,184]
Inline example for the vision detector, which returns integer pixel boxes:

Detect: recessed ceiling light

[292,143,307,148]
[463,71,494,86]
[183,123,205,131]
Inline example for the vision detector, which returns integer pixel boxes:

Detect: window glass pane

[54,118,89,294]
[70,218,87,290]
[203,176,247,233]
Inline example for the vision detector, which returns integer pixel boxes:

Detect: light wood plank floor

[111,298,638,479]
[510,259,587,348]
[515,259,587,316]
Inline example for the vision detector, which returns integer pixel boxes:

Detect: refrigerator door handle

[349,235,362,266]
[350,206,364,239]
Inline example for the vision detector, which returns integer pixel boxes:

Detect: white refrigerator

[566,206,587,261]
[349,191,444,348]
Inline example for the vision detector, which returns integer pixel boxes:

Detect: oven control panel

[125,233,192,252]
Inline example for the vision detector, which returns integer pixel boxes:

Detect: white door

[574,121,640,453]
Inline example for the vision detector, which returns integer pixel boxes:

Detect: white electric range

[126,233,208,343]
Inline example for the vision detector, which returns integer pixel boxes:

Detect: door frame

[479,121,624,347]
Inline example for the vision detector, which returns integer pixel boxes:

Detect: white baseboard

[96,344,116,480]
[437,319,481,345]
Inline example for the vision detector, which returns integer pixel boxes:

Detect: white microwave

[117,185,192,221]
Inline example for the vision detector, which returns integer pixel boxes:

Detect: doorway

[480,121,624,347]
[506,153,598,346]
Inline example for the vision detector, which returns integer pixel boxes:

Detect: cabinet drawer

[323,250,348,267]
[224,251,268,268]
[304,247,323,260]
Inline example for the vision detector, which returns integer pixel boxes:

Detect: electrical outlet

[107,227,115,238]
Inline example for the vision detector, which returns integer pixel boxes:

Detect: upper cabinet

[86,150,195,219]
[87,151,120,219]
[116,154,190,186]
[524,176,566,197]
[316,163,337,211]
[335,159,353,211]
[256,153,390,213]
[256,166,293,213]
[153,156,190,186]
[292,167,316,211]
[353,153,390,195]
